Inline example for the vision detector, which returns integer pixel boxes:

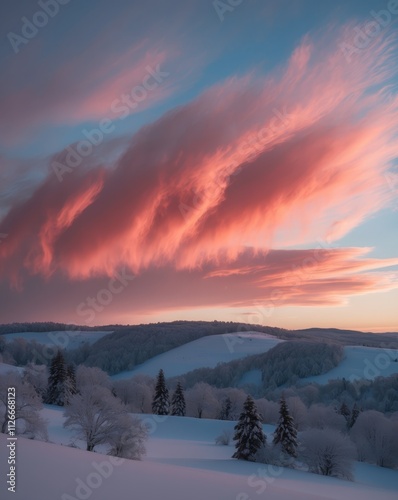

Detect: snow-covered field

[112,332,282,380]
[0,362,23,375]
[3,330,112,350]
[303,345,398,385]
[1,407,397,500]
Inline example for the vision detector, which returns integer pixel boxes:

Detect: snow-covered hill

[0,362,23,375]
[302,345,398,385]
[112,331,282,380]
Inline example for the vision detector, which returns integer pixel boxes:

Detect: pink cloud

[0,26,397,311]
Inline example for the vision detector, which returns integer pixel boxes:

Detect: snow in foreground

[1,433,397,500]
[2,406,395,500]
[112,331,282,380]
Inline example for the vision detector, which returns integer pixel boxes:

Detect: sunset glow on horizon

[1,0,397,331]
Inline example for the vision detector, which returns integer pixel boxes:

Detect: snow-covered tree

[45,350,67,406]
[75,365,111,391]
[64,364,77,405]
[113,375,153,413]
[171,382,186,416]
[0,372,47,439]
[307,403,346,431]
[64,386,126,452]
[273,396,298,457]
[215,429,233,445]
[219,397,232,420]
[23,363,48,399]
[286,396,307,430]
[107,413,148,460]
[337,402,351,424]
[351,410,398,468]
[300,429,356,480]
[152,369,169,415]
[232,395,266,461]
[186,382,219,418]
[349,403,360,428]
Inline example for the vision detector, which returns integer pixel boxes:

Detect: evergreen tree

[219,397,232,420]
[45,351,67,406]
[171,382,186,416]
[64,364,77,405]
[152,369,169,415]
[273,396,298,457]
[349,403,360,428]
[338,402,351,424]
[232,395,265,461]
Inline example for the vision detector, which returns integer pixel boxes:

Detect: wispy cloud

[1,26,397,312]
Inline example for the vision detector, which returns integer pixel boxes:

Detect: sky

[0,0,397,332]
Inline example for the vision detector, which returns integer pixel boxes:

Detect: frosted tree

[186,382,219,418]
[0,372,47,439]
[171,382,186,416]
[75,365,111,391]
[351,410,398,468]
[113,375,153,413]
[152,369,169,415]
[232,395,266,461]
[300,429,356,480]
[107,413,148,460]
[273,396,298,457]
[45,350,67,406]
[64,386,127,452]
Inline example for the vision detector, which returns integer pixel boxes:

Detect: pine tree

[171,382,186,416]
[219,397,232,420]
[232,395,265,461]
[152,369,169,415]
[338,402,351,424]
[64,364,77,405]
[273,396,298,457]
[349,403,360,428]
[45,350,67,406]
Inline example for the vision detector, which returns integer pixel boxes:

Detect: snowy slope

[112,331,282,380]
[3,330,112,350]
[0,362,23,375]
[2,410,397,500]
[302,345,398,385]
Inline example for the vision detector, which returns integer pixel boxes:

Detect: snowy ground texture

[1,407,397,500]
